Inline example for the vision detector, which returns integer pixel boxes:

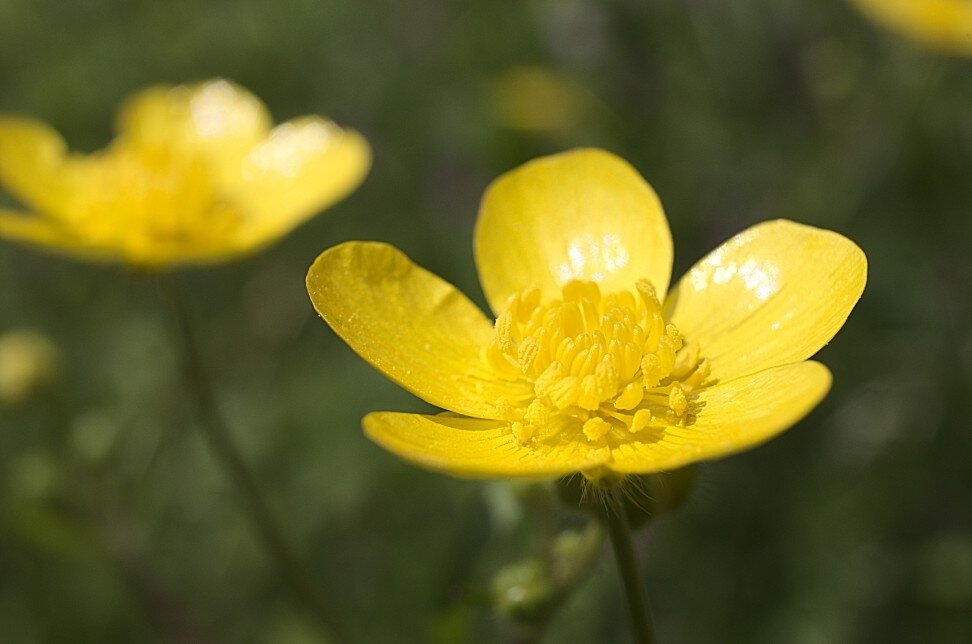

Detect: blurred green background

[1,0,971,642]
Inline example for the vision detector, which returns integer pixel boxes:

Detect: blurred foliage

[1,0,971,642]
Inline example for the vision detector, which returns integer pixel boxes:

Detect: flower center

[69,145,242,258]
[484,279,710,445]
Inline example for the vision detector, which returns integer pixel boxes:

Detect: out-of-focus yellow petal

[609,361,831,474]
[116,79,271,184]
[0,209,110,260]
[364,412,609,478]
[666,220,866,383]
[234,117,371,248]
[0,117,80,218]
[474,149,673,316]
[306,241,528,418]
[850,0,972,56]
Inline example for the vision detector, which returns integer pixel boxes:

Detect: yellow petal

[849,0,972,56]
[306,242,527,418]
[233,117,371,248]
[0,208,236,265]
[364,412,609,478]
[609,361,831,474]
[474,149,673,315]
[0,209,105,260]
[666,220,866,383]
[0,117,79,218]
[115,79,271,184]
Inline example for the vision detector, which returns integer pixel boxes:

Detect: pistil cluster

[484,279,710,445]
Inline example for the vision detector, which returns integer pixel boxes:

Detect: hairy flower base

[484,280,710,447]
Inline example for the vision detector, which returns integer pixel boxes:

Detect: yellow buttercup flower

[307,149,867,480]
[850,0,972,56]
[0,79,370,266]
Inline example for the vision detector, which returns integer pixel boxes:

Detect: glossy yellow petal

[115,79,271,184]
[234,117,371,248]
[666,220,866,383]
[307,242,528,418]
[474,149,672,315]
[610,361,831,474]
[364,412,609,478]
[0,117,80,218]
[850,0,972,56]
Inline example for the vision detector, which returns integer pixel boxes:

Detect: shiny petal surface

[0,117,79,218]
[116,79,271,184]
[666,220,866,383]
[364,412,609,478]
[234,117,371,247]
[307,242,526,418]
[474,149,672,315]
[610,361,831,474]
[850,0,972,56]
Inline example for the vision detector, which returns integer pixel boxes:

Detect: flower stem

[603,490,656,644]
[160,276,340,641]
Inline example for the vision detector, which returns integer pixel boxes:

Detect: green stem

[603,490,656,644]
[160,276,340,642]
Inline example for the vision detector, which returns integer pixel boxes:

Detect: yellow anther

[643,335,677,386]
[578,374,602,410]
[517,336,541,372]
[595,354,619,397]
[669,384,688,417]
[524,399,550,426]
[514,288,541,318]
[629,409,653,433]
[555,336,577,365]
[547,375,580,409]
[534,361,565,396]
[563,280,601,303]
[512,421,534,444]
[495,396,518,421]
[559,303,583,335]
[665,324,683,352]
[621,341,641,379]
[582,417,612,441]
[614,382,644,410]
[494,310,514,345]
[573,342,603,378]
[641,353,664,388]
[570,347,592,377]
[635,279,659,307]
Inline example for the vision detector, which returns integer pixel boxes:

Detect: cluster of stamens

[484,279,710,445]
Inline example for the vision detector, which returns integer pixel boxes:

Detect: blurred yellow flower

[0,329,61,406]
[850,0,972,55]
[0,79,370,266]
[488,66,606,136]
[307,149,866,480]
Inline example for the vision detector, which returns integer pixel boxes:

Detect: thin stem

[160,276,341,642]
[603,490,656,644]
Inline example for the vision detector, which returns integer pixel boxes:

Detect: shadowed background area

[1,0,971,642]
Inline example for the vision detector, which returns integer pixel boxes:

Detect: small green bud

[492,558,554,624]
